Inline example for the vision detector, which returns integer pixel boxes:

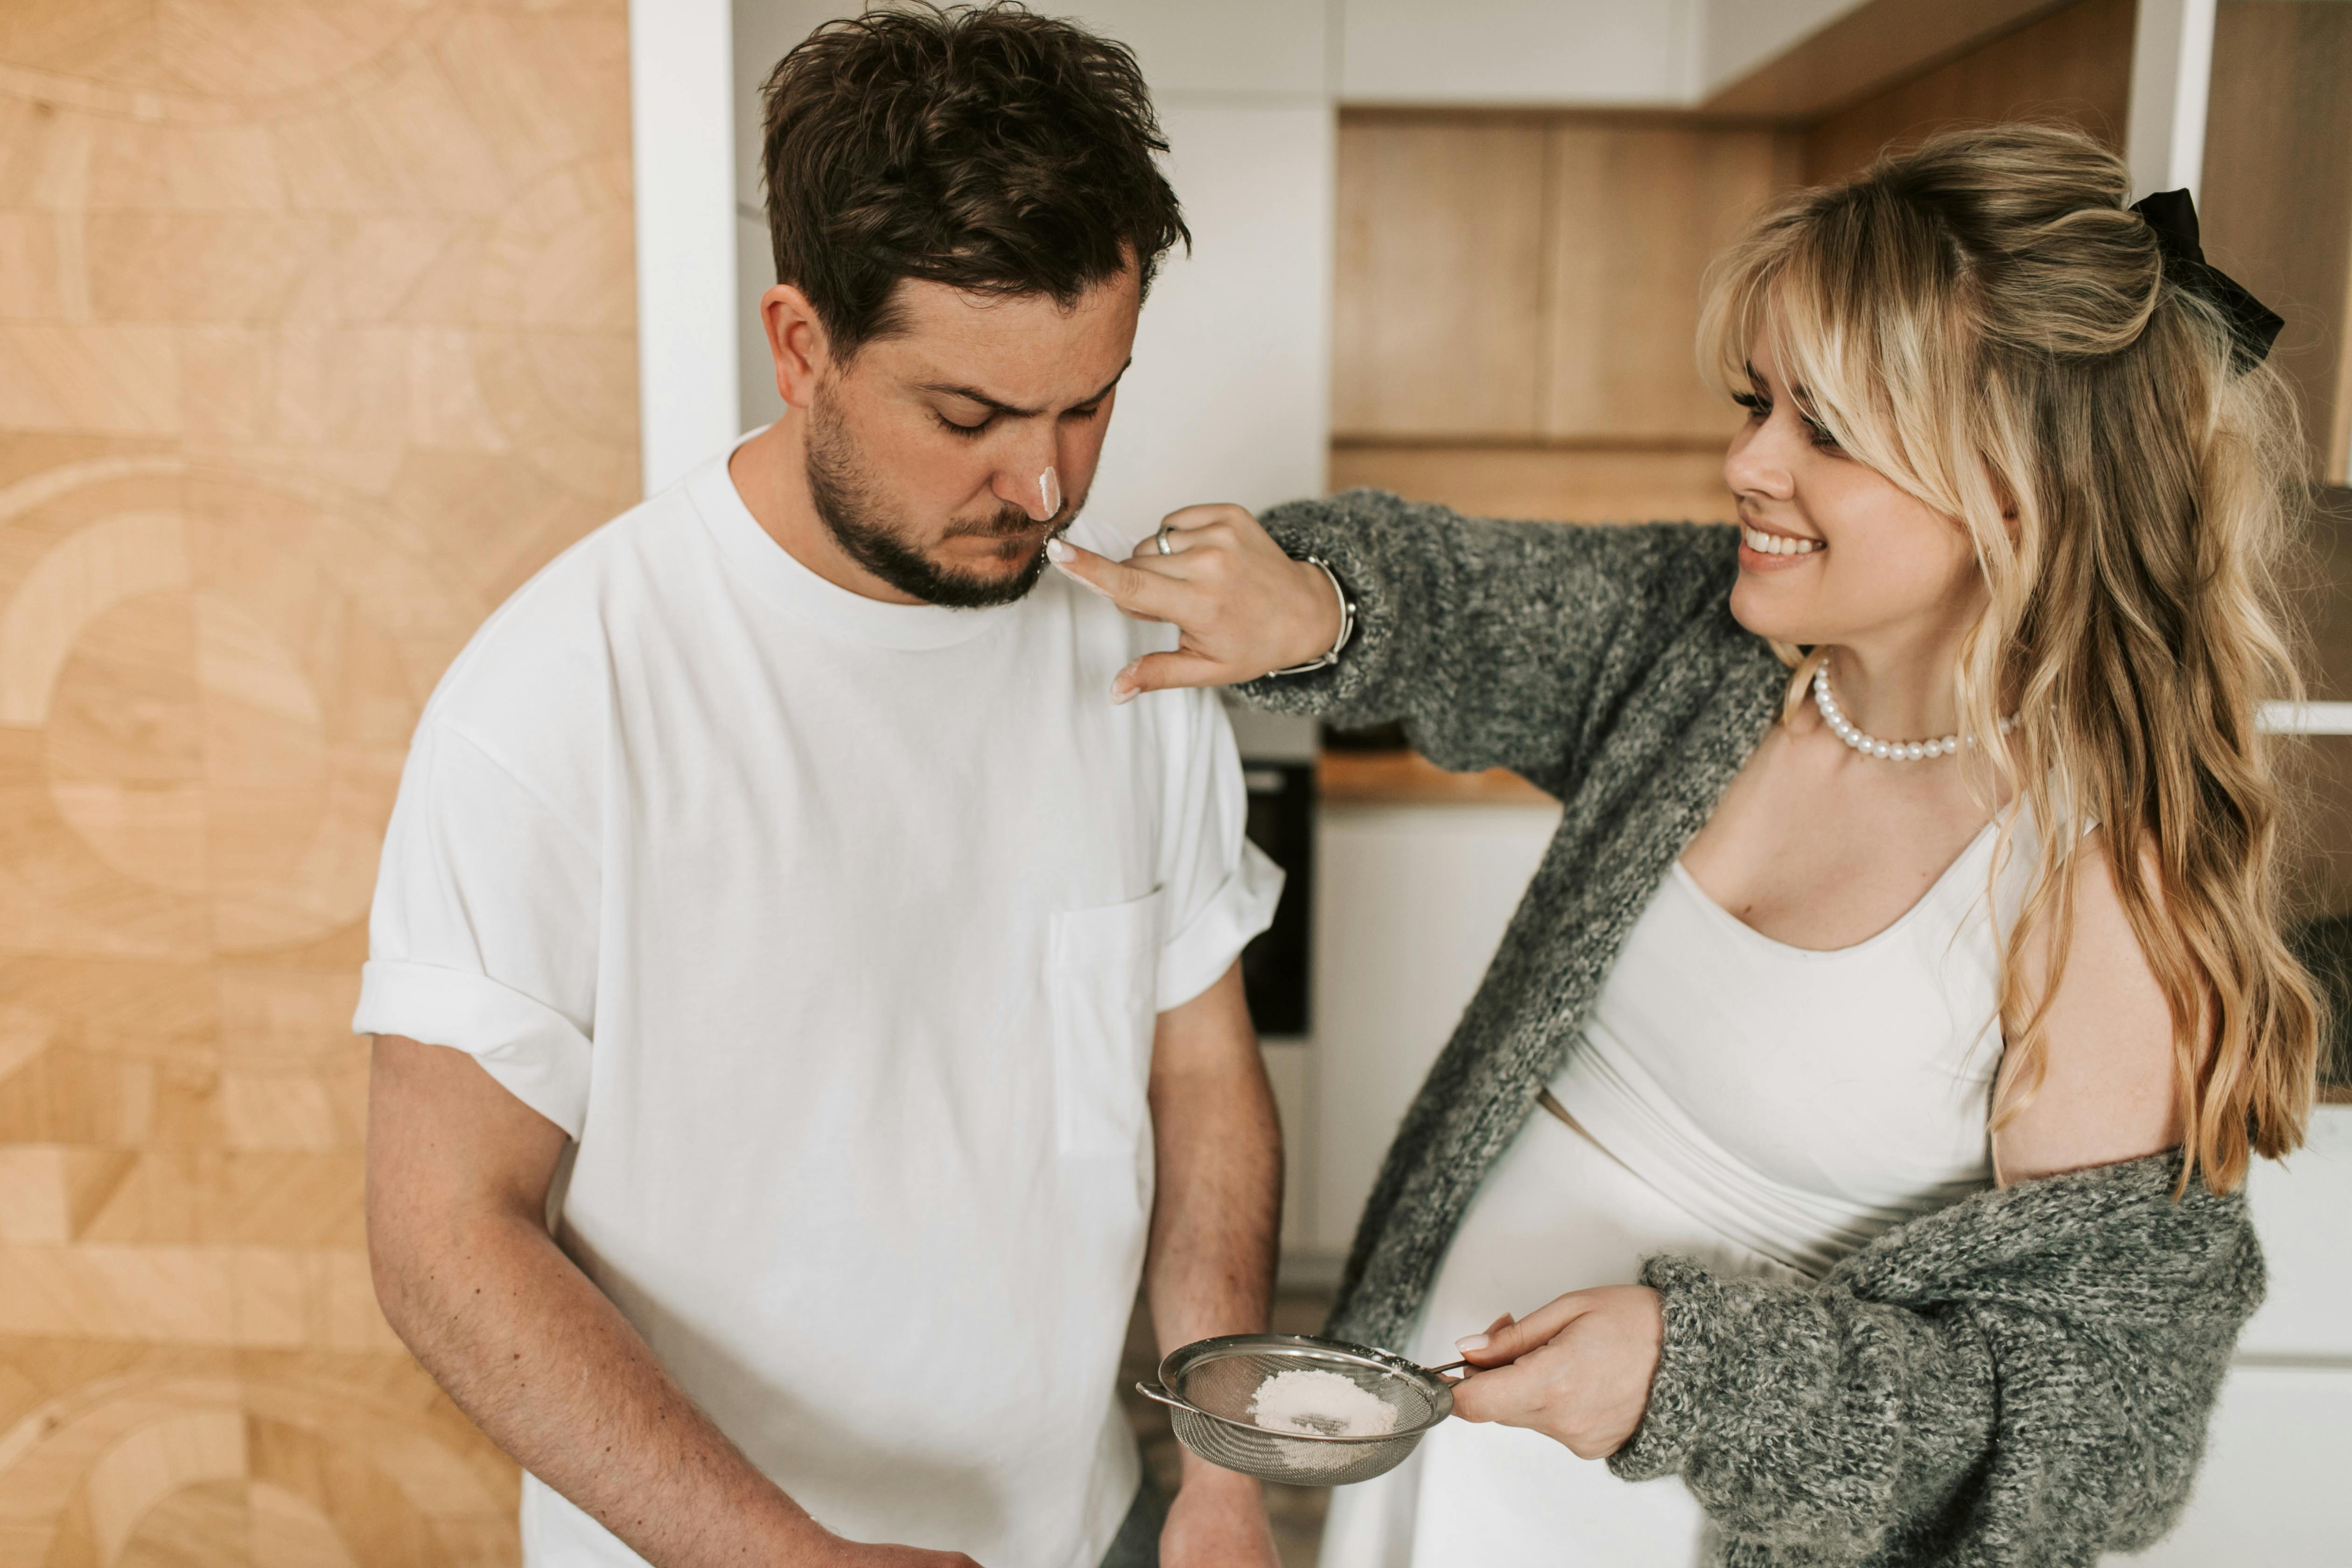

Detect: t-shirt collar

[686,426,1021,651]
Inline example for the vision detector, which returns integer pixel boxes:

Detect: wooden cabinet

[1333,119,1553,441]
[1543,125,1794,441]
[1797,0,2135,182]
[1328,0,2170,524]
[2202,0,2352,486]
[1331,115,1790,446]
[1332,113,1795,524]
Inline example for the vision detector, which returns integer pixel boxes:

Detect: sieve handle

[1134,1381,1190,1411]
[1424,1358,1472,1377]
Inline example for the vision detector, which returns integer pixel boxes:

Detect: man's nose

[991,439,1063,522]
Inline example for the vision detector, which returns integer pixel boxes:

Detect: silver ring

[1155,523,1176,556]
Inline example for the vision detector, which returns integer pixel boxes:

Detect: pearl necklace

[1811,663,2015,761]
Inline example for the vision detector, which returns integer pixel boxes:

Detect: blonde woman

[1048,124,2319,1565]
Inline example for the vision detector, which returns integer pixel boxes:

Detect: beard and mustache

[803,385,1073,610]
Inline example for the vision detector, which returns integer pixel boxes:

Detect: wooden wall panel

[1800,0,2135,182]
[1331,119,1550,438]
[0,1,640,1562]
[2201,1,2352,485]
[1330,442,1736,525]
[1544,125,1792,440]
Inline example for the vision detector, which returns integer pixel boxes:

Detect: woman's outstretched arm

[1048,490,1742,795]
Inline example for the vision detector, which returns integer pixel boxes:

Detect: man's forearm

[374,1206,822,1565]
[1142,966,1281,1376]
[1144,1069,1281,1356]
[1142,966,1281,1556]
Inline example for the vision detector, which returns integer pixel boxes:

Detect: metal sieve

[1134,1333,1457,1487]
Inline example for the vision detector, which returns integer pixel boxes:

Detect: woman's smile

[1737,519,1824,569]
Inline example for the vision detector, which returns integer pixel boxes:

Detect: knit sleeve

[1232,490,1740,798]
[1610,1256,2000,1564]
[1613,1156,2265,1567]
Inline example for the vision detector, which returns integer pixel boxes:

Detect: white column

[630,0,741,496]
[2126,0,2219,201]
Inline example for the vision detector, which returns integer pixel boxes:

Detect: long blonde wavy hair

[1697,124,2320,1194]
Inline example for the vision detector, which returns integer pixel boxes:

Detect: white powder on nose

[1247,1369,1401,1439]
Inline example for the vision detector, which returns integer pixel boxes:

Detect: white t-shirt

[353,430,1282,1568]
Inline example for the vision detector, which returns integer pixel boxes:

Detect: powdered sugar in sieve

[1247,1368,1402,1439]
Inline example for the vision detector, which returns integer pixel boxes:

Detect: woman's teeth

[1743,525,1821,557]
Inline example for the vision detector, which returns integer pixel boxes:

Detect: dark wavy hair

[756,2,1189,359]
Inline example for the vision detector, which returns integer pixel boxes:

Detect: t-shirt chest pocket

[1046,888,1163,1159]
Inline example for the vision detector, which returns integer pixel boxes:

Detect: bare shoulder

[1994,832,2183,1184]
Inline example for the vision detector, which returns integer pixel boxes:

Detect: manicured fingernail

[1455,1334,1489,1354]
[1045,536,1073,563]
[1110,660,1142,704]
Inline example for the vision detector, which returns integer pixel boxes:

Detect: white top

[1547,815,2036,1277]
[1323,812,2042,1568]
[353,431,1281,1568]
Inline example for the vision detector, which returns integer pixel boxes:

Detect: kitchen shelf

[1317,749,1553,806]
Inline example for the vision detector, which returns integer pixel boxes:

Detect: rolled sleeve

[1157,840,1283,1011]
[355,959,594,1139]
[353,720,601,1137]
[1150,687,1285,1012]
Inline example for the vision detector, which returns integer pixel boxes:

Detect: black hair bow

[2129,188,2283,372]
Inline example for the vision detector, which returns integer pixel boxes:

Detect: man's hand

[1160,1467,1279,1568]
[1446,1287,1664,1459]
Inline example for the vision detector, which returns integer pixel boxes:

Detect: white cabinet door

[1308,800,1562,1258]
[2115,1106,2352,1561]
[2119,1364,2352,1566]
[2238,1104,2352,1359]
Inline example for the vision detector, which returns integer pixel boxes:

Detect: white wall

[1697,0,1869,96]
[731,1,852,431]
[1076,104,1332,553]
[1339,0,1700,105]
[1044,0,1332,98]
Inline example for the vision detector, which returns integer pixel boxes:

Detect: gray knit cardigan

[1237,490,2265,1568]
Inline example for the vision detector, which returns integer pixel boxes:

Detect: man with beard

[356,8,1289,1566]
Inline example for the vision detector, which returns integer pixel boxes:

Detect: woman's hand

[1044,504,1341,700]
[1446,1287,1664,1459]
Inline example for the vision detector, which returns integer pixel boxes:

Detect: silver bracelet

[1265,554,1356,677]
